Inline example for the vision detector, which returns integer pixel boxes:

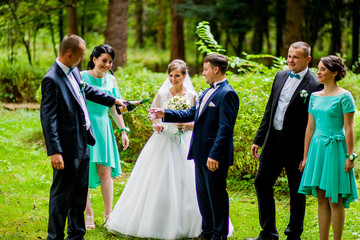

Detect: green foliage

[196,21,288,75]
[0,58,47,102]
[111,63,168,161]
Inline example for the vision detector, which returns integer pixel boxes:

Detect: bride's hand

[176,123,184,132]
[153,125,163,133]
[183,122,194,130]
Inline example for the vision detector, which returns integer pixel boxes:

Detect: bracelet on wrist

[346,153,357,161]
[116,126,130,133]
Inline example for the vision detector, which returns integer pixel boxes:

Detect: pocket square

[208,101,216,107]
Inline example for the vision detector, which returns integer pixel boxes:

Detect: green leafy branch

[195,21,287,74]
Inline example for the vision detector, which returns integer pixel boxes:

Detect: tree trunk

[329,0,343,55]
[155,0,167,50]
[351,0,359,69]
[81,0,87,36]
[105,0,129,70]
[58,0,64,43]
[170,0,185,61]
[251,0,269,53]
[48,14,58,58]
[135,0,144,48]
[67,0,78,35]
[282,0,306,56]
[276,0,286,57]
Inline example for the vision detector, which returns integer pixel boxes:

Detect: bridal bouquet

[167,95,192,111]
[167,95,191,144]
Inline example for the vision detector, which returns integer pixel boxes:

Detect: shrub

[0,58,49,103]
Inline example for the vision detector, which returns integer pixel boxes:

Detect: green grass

[1,107,360,239]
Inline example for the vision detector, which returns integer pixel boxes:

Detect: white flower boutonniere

[79,80,85,96]
[299,89,309,103]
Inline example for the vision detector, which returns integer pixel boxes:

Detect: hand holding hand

[50,153,64,169]
[251,144,260,158]
[115,98,127,108]
[148,108,165,119]
[344,158,355,172]
[206,158,219,172]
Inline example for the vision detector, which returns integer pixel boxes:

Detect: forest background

[1,0,360,239]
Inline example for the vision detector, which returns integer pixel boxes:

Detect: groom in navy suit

[150,54,239,240]
[40,34,125,240]
[247,42,322,240]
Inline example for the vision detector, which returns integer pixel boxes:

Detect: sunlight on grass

[1,107,360,239]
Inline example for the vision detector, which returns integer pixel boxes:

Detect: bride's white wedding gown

[106,89,202,239]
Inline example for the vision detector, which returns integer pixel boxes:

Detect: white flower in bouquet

[167,95,192,144]
[167,95,191,111]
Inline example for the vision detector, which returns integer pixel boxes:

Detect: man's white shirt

[273,68,308,130]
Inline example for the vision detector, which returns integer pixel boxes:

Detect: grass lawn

[1,106,360,239]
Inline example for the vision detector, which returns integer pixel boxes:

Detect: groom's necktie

[67,67,74,75]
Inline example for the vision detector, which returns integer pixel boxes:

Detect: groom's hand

[148,108,165,118]
[206,158,219,172]
[50,153,64,169]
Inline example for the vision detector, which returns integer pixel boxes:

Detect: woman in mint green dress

[298,55,358,240]
[81,45,129,230]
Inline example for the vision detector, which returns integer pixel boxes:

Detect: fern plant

[195,21,287,74]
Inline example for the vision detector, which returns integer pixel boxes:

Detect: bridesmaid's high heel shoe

[104,213,110,224]
[85,215,95,230]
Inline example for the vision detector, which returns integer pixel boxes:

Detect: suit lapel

[271,72,288,113]
[55,63,82,107]
[196,80,227,121]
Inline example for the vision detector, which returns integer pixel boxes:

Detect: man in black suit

[150,54,239,240]
[247,42,322,240]
[40,34,125,240]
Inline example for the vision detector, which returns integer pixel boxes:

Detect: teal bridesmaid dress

[81,71,122,188]
[298,91,358,208]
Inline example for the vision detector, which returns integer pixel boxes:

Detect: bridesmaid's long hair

[87,44,115,71]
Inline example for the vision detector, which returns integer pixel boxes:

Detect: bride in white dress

[106,60,202,239]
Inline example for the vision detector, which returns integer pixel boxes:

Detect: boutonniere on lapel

[79,80,85,96]
[299,89,309,103]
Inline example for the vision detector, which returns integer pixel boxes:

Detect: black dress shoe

[245,236,277,240]
[192,234,211,240]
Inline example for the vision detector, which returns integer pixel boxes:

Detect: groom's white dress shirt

[273,68,308,131]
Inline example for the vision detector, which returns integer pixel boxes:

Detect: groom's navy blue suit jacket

[164,80,239,166]
[40,62,116,160]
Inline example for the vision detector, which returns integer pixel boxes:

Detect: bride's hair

[167,59,188,75]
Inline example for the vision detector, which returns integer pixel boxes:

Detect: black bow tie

[210,84,215,89]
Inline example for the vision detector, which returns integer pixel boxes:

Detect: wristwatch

[346,153,357,161]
